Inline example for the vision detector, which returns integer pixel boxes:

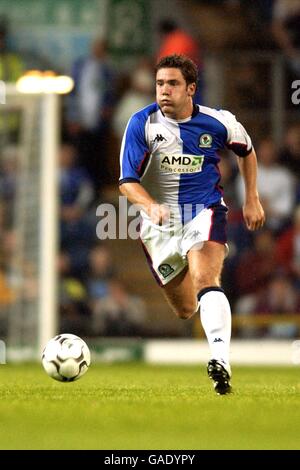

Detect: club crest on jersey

[199,133,212,148]
[158,263,174,279]
[160,154,204,173]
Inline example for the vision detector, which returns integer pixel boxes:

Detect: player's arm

[220,109,265,231]
[119,182,169,225]
[119,113,169,225]
[236,148,265,231]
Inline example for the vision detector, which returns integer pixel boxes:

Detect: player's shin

[197,287,231,369]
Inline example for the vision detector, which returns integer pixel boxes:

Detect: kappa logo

[152,134,167,143]
[213,337,224,343]
[190,230,201,239]
[158,263,175,279]
[199,133,212,148]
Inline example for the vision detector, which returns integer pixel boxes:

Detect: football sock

[198,287,231,367]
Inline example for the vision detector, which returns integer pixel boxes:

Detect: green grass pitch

[0,362,300,450]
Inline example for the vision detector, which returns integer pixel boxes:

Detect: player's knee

[192,274,218,291]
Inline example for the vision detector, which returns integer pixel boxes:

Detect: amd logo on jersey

[160,154,204,173]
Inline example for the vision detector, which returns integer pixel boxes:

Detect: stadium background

[1,0,300,359]
[2,0,300,452]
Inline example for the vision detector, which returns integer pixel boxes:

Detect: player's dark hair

[155,54,198,87]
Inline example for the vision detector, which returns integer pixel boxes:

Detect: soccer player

[119,54,265,394]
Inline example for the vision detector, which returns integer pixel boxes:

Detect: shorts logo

[160,154,204,173]
[158,263,175,279]
[199,133,212,148]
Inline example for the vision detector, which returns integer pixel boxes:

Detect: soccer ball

[42,333,91,382]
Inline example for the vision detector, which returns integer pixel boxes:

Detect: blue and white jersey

[119,103,252,218]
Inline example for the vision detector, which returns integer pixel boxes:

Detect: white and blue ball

[42,333,91,382]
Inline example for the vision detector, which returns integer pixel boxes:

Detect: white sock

[199,290,231,367]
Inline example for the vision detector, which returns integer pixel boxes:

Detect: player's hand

[148,203,170,226]
[243,198,265,231]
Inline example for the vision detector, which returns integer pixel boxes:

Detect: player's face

[156,68,195,120]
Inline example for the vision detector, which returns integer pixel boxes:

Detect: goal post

[0,84,60,359]
[38,92,59,355]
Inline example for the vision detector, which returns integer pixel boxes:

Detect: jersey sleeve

[219,110,253,157]
[119,114,150,185]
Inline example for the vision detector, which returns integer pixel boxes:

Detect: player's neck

[163,101,195,121]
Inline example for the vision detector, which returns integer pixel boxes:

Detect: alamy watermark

[96,196,205,241]
[291,80,300,105]
[96,196,141,240]
[0,80,6,104]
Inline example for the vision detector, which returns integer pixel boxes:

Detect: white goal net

[0,85,59,359]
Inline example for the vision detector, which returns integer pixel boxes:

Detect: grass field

[0,362,300,450]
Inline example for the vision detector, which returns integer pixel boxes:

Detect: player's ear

[187,82,196,96]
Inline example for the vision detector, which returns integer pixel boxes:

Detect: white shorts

[140,203,228,286]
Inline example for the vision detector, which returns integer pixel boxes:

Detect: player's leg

[140,217,198,320]
[187,240,225,291]
[187,241,232,394]
[162,266,197,319]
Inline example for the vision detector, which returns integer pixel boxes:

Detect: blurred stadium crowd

[1,0,300,339]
